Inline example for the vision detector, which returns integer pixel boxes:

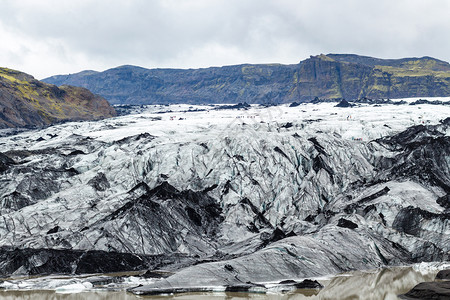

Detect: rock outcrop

[0,67,116,128]
[43,54,450,105]
[436,269,450,280]
[400,281,450,299]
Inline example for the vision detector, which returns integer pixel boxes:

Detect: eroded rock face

[436,269,450,280]
[0,67,116,128]
[400,281,450,299]
[0,104,448,292]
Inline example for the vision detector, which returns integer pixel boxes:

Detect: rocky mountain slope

[0,101,448,294]
[43,54,450,104]
[0,67,116,128]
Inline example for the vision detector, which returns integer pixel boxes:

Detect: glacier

[0,100,449,294]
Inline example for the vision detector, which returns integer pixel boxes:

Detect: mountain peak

[324,53,450,71]
[0,67,36,83]
[310,54,335,62]
[0,67,116,128]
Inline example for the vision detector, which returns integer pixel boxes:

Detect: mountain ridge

[43,54,450,105]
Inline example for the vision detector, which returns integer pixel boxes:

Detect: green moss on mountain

[0,68,116,128]
[297,54,450,101]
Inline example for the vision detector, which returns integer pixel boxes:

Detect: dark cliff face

[0,67,116,128]
[297,54,374,101]
[45,64,300,105]
[43,54,450,105]
[297,54,450,101]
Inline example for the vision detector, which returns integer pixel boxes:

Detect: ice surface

[0,99,449,293]
[55,282,93,294]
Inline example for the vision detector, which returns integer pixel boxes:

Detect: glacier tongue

[0,102,449,292]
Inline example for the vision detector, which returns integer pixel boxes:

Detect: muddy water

[0,265,442,300]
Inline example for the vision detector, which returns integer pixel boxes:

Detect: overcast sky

[1,0,449,79]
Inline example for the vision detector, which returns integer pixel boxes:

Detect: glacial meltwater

[0,263,448,300]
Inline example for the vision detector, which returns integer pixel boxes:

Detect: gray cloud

[1,0,449,79]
